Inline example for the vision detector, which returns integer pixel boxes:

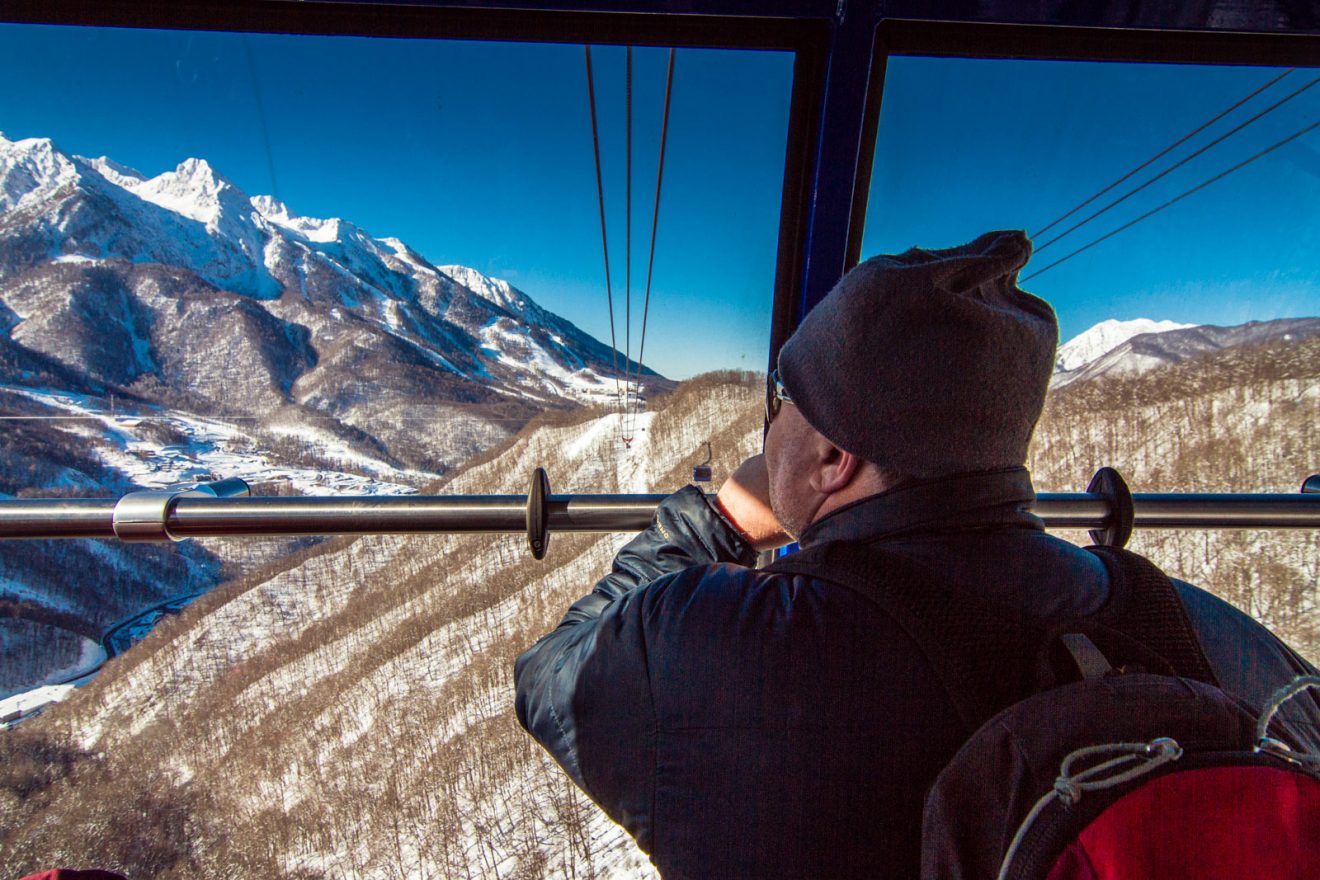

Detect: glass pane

[0,24,785,870]
[864,55,1319,657]
[0,25,786,494]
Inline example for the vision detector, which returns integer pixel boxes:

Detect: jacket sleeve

[513,484,756,793]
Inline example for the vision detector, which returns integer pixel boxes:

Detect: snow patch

[4,385,437,495]
[0,683,78,727]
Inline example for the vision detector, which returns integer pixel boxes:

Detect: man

[514,230,1317,878]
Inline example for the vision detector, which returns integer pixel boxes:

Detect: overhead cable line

[241,35,283,206]
[584,46,622,406]
[623,47,635,444]
[1031,68,1295,240]
[583,47,671,446]
[626,47,634,380]
[1034,71,1320,254]
[631,48,677,424]
[1022,115,1320,282]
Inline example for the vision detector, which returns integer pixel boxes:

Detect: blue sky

[1,24,1317,376]
[866,56,1320,343]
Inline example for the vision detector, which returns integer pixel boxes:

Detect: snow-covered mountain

[1055,318,1196,372]
[1053,316,1320,387]
[0,132,667,455]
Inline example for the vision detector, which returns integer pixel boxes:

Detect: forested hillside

[1,372,761,879]
[1,339,1316,877]
[1030,334,1319,659]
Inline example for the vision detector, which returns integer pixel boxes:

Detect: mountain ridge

[0,131,671,479]
[1053,316,1320,387]
[1055,318,1196,372]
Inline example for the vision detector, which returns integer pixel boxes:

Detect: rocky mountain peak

[133,156,253,228]
[250,193,292,223]
[438,264,526,312]
[0,133,79,212]
[78,154,147,190]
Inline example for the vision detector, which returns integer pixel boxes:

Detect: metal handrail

[2,470,1318,553]
[0,492,671,540]
[3,492,1319,535]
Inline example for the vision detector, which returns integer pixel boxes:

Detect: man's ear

[811,439,863,495]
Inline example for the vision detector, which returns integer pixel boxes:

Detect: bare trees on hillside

[1,361,1313,877]
[1030,337,1320,660]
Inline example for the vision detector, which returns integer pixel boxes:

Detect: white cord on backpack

[1255,674,1320,769]
[996,738,1184,880]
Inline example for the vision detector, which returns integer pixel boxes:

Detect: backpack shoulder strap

[1085,546,1220,687]
[769,542,1041,734]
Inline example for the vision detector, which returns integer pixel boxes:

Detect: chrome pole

[2,492,1319,540]
[0,499,119,539]
[161,493,674,538]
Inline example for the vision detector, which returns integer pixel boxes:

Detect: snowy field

[5,385,438,496]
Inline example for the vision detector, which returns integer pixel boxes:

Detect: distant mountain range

[0,132,668,482]
[1052,316,1320,388]
[1055,318,1197,372]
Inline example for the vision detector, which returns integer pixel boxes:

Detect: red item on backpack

[1045,764,1320,880]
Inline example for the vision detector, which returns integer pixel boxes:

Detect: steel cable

[632,48,677,424]
[1031,68,1295,240]
[626,46,634,379]
[584,46,622,406]
[1034,71,1320,255]
[1023,115,1320,282]
[241,35,283,206]
[624,47,635,443]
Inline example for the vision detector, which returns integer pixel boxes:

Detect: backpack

[771,542,1320,879]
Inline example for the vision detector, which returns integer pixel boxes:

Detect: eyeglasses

[765,369,793,424]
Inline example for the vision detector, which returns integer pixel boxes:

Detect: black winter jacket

[514,468,1317,879]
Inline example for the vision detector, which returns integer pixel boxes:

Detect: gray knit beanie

[777,229,1056,480]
